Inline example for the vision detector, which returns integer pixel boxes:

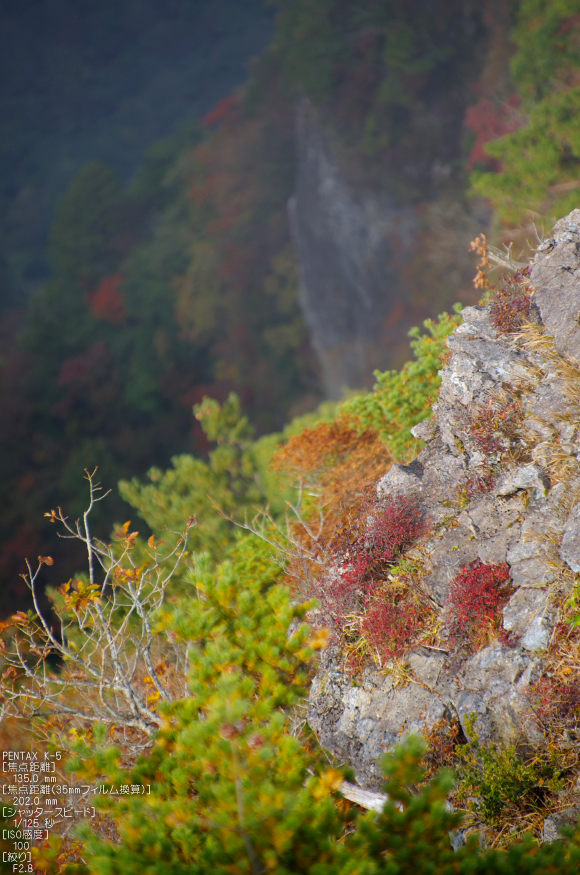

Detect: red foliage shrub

[531,676,580,731]
[311,493,429,644]
[361,590,427,660]
[457,390,524,498]
[470,404,506,456]
[469,398,522,456]
[86,274,126,324]
[447,559,512,647]
[332,494,426,591]
[490,281,533,335]
[464,95,522,171]
[464,468,497,497]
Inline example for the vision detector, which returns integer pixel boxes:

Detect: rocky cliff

[308,209,580,837]
[289,101,418,397]
[289,100,487,397]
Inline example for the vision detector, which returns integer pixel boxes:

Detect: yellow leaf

[271,827,293,853]
[308,628,331,651]
[148,535,155,548]
[13,611,29,625]
[123,521,131,534]
[165,810,189,829]
[312,769,344,800]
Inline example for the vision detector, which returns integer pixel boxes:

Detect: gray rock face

[496,464,549,499]
[532,210,580,363]
[453,644,540,745]
[543,807,580,843]
[308,211,580,800]
[308,648,449,789]
[502,588,554,652]
[407,647,446,688]
[289,101,417,396]
[561,503,580,573]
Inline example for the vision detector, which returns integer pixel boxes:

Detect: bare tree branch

[0,475,194,757]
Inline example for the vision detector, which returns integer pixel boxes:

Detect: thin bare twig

[0,475,194,755]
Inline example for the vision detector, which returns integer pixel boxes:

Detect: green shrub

[455,715,565,832]
[470,87,580,225]
[343,307,463,461]
[469,0,580,225]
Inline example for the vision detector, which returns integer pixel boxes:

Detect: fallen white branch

[340,780,387,812]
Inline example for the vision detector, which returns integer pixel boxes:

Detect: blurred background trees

[0,0,578,610]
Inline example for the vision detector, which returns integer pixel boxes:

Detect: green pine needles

[343,307,463,461]
[469,0,580,226]
[30,534,580,874]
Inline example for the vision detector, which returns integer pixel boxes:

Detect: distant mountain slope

[0,0,274,296]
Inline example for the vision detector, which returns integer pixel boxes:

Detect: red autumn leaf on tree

[58,342,108,388]
[87,274,126,323]
[200,95,239,127]
[464,96,522,171]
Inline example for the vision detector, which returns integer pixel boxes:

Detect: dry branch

[0,470,194,756]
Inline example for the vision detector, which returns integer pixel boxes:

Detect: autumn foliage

[361,577,431,663]
[464,95,523,171]
[447,559,512,649]
[86,274,126,324]
[327,494,426,595]
[270,415,394,545]
[489,268,534,335]
[306,489,430,664]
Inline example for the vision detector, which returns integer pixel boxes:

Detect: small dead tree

[0,469,195,759]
